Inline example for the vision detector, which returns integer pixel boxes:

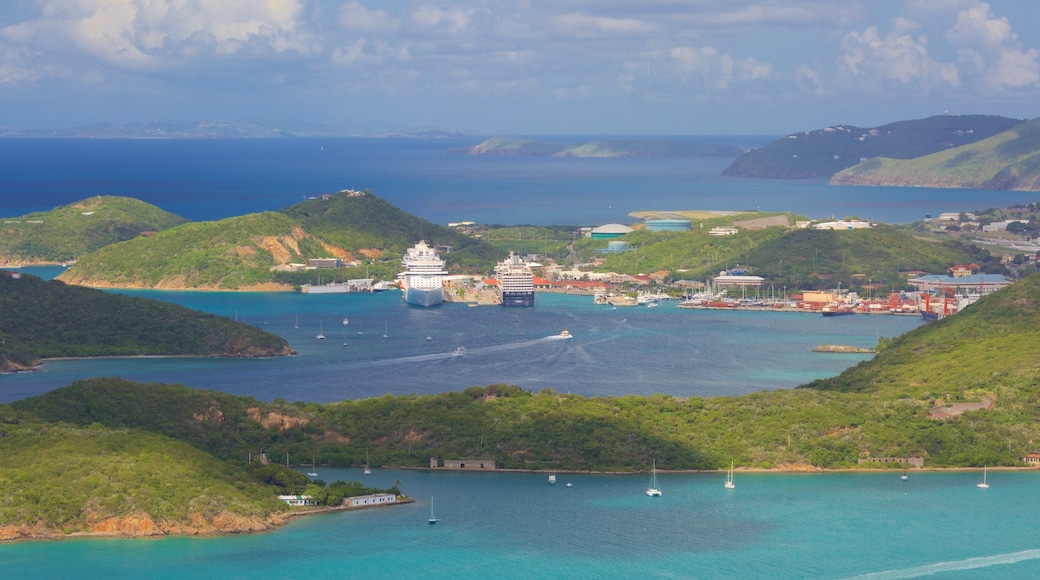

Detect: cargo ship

[398,241,446,307]
[495,252,535,307]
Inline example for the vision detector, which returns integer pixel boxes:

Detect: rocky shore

[812,344,875,353]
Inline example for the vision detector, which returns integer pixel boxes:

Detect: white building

[277,495,316,506]
[346,493,398,508]
[708,226,739,236]
[907,274,1012,295]
[712,274,765,289]
[812,220,872,230]
[982,220,1026,233]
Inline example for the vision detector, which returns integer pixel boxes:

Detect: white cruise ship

[495,252,535,307]
[399,241,446,307]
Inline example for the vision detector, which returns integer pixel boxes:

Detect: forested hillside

[0,274,294,371]
[0,196,186,265]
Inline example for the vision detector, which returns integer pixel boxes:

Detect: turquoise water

[4,468,1040,579]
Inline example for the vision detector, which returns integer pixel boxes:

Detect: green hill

[278,190,501,272]
[723,115,1022,178]
[466,137,743,157]
[56,211,330,290]
[0,273,294,371]
[54,191,503,290]
[579,217,996,291]
[0,379,405,540]
[831,117,1040,190]
[0,423,289,538]
[0,196,187,265]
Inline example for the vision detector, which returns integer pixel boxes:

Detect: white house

[277,495,316,506]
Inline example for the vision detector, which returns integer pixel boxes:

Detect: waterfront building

[907,274,1011,295]
[712,274,765,289]
[345,494,398,508]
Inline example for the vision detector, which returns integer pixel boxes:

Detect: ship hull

[502,291,535,307]
[405,286,444,307]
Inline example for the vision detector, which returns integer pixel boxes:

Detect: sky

[1,0,1039,135]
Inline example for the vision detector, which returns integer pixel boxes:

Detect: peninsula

[0,273,294,372]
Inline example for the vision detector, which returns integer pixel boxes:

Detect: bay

[0,288,922,403]
[0,138,1030,577]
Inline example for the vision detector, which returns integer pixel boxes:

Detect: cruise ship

[495,252,535,307]
[399,241,446,307]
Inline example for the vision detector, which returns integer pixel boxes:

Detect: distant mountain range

[831,117,1040,191]
[723,114,1024,179]
[0,119,467,139]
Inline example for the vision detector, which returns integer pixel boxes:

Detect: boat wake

[344,335,570,369]
[844,548,1040,579]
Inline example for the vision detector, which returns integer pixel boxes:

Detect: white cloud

[670,45,775,90]
[412,5,474,33]
[338,2,399,33]
[551,13,657,37]
[839,26,960,89]
[943,1,1040,91]
[987,47,1040,89]
[0,0,317,77]
[794,63,828,95]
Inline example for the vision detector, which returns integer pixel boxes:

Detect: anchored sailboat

[646,458,662,497]
[428,496,439,524]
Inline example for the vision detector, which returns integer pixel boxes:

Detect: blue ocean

[1,138,1037,578]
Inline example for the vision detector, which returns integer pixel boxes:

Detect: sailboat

[316,323,325,340]
[357,317,363,336]
[307,456,318,478]
[294,315,299,330]
[977,465,989,488]
[342,330,348,347]
[428,496,439,524]
[364,449,372,475]
[382,322,389,339]
[646,458,662,497]
[725,462,735,489]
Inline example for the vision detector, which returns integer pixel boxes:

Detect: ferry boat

[398,241,446,307]
[495,252,535,307]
